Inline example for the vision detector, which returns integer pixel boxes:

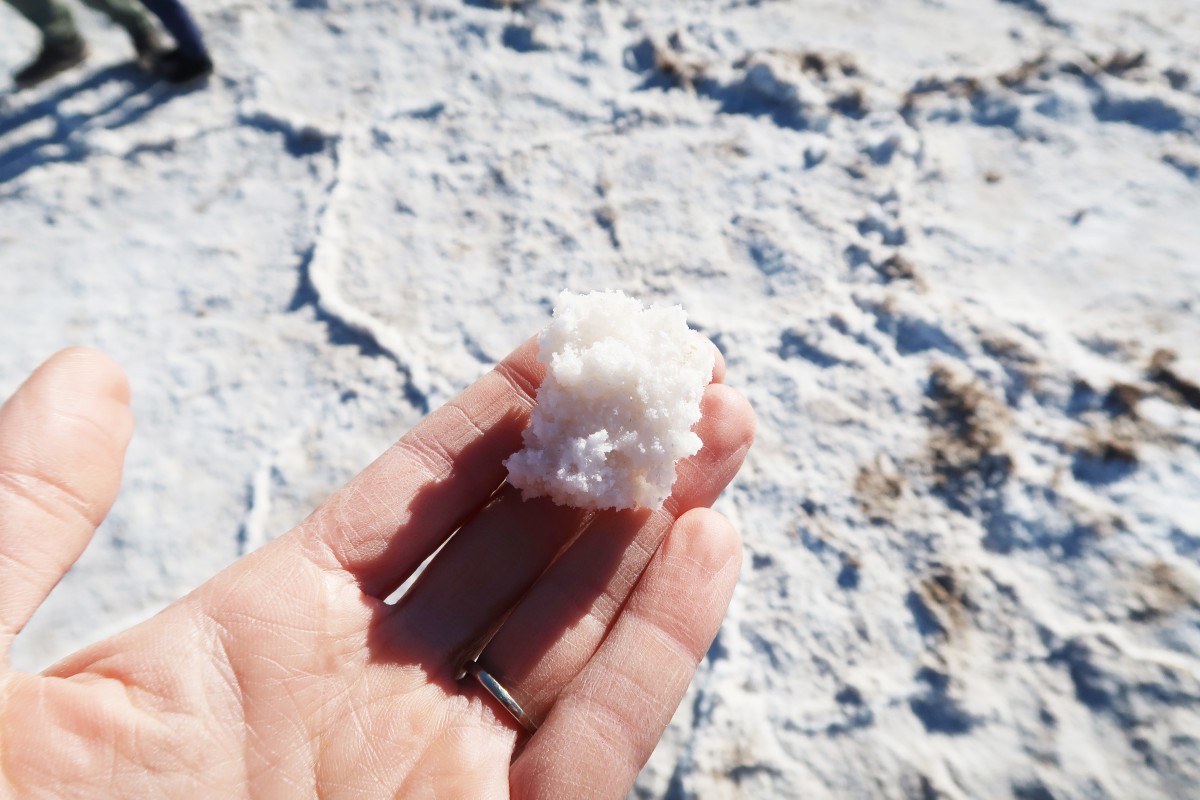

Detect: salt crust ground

[1,1,1199,798]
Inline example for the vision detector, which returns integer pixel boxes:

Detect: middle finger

[379,381,747,680]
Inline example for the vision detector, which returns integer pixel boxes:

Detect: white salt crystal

[505,290,714,510]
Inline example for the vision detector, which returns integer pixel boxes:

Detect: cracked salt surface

[2,0,1200,796]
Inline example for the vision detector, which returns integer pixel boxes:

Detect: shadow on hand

[359,409,639,710]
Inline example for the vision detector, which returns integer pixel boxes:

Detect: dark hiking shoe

[130,26,163,70]
[152,48,213,85]
[13,36,88,89]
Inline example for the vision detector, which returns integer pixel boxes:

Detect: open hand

[0,340,753,798]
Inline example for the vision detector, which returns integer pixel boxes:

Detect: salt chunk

[505,290,714,511]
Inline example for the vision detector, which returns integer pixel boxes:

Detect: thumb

[0,348,133,661]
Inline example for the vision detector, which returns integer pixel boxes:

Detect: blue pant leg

[139,0,208,59]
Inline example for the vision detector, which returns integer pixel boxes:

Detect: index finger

[297,338,543,597]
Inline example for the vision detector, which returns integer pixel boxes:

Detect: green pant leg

[4,0,80,45]
[76,0,153,35]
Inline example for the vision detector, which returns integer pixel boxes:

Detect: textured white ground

[2,1,1199,797]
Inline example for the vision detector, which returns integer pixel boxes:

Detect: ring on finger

[463,660,539,734]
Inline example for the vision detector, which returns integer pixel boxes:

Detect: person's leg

[4,0,81,46]
[138,0,207,60]
[75,0,156,38]
[136,0,211,83]
[5,0,88,87]
[74,0,159,65]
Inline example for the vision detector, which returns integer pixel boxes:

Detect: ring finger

[469,383,753,727]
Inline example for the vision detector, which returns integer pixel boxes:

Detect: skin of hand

[0,341,754,799]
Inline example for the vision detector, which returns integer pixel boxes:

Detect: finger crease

[492,361,540,407]
[0,467,97,529]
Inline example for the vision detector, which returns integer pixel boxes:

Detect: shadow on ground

[0,62,188,185]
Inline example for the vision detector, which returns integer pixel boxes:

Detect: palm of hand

[0,343,752,798]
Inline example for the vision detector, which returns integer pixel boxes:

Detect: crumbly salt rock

[504,290,714,511]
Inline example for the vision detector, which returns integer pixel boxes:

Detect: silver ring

[464,661,539,734]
